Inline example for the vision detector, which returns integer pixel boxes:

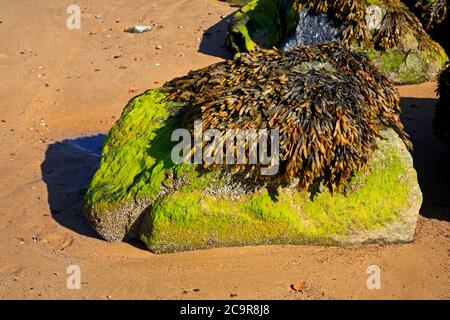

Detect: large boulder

[226,0,448,84]
[84,45,422,253]
[84,90,421,253]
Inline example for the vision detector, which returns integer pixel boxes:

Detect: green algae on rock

[226,0,300,53]
[226,0,448,84]
[141,129,421,253]
[83,89,200,241]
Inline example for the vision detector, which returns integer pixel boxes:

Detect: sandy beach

[0,0,448,299]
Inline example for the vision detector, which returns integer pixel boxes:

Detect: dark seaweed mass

[434,63,450,144]
[413,0,448,30]
[164,42,411,191]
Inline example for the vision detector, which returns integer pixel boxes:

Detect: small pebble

[124,25,151,33]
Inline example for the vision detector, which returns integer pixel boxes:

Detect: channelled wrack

[164,42,411,191]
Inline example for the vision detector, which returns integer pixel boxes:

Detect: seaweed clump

[433,63,450,144]
[164,42,411,191]
[412,0,448,30]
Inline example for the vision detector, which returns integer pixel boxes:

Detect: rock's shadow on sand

[41,135,105,239]
[401,97,450,222]
[198,13,234,59]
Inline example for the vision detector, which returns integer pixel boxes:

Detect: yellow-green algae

[83,89,198,216]
[227,0,299,53]
[141,134,412,253]
[364,46,448,84]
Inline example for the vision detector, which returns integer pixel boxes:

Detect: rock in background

[226,0,448,84]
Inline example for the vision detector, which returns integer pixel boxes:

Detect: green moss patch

[141,130,413,253]
[363,46,448,84]
[226,0,299,52]
[83,89,198,216]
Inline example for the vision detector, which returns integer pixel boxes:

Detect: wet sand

[0,0,448,299]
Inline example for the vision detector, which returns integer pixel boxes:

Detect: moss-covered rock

[226,0,448,84]
[226,0,300,53]
[83,89,199,241]
[84,89,422,253]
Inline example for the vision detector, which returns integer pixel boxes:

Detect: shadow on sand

[198,13,234,59]
[400,97,450,222]
[41,135,105,239]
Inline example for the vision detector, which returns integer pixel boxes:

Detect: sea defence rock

[226,0,448,84]
[83,90,421,253]
[434,63,450,144]
[84,46,422,253]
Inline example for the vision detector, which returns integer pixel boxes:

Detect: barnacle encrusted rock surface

[433,63,450,144]
[84,46,422,253]
[226,0,448,84]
